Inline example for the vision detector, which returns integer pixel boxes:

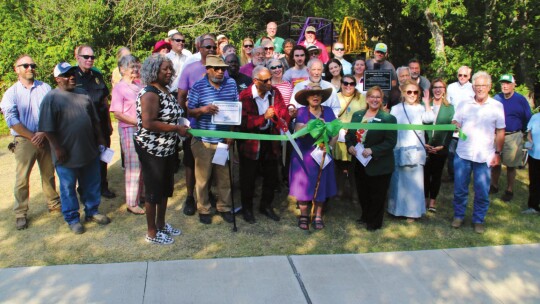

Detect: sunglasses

[79,55,96,60]
[334,48,345,51]
[256,77,272,83]
[203,45,217,50]
[264,47,274,51]
[458,74,469,77]
[243,44,254,48]
[209,66,227,71]
[309,50,320,55]
[172,38,185,43]
[17,63,37,69]
[269,65,282,70]
[341,81,356,87]
[406,90,419,96]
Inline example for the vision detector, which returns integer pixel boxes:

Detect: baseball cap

[374,43,388,53]
[498,74,515,83]
[53,62,76,77]
[305,26,316,33]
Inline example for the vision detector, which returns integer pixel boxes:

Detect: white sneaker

[145,231,174,245]
[159,223,182,236]
[521,208,539,215]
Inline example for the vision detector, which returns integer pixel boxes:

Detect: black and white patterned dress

[134,85,182,157]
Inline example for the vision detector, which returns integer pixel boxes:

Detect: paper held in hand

[354,143,372,166]
[100,147,115,164]
[211,142,229,166]
[311,146,332,169]
[211,101,242,125]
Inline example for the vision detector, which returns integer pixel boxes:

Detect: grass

[0,133,539,268]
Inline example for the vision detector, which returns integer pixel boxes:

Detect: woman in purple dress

[289,83,338,230]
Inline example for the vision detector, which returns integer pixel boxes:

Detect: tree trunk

[424,8,446,74]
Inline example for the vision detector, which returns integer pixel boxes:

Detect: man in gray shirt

[39,62,111,234]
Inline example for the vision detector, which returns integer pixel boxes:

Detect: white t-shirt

[447,81,474,109]
[453,97,506,163]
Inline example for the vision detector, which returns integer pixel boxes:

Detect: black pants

[424,153,447,199]
[239,155,278,212]
[99,118,111,190]
[528,157,540,210]
[354,161,391,230]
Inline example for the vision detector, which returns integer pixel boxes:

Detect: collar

[17,79,38,90]
[251,84,271,100]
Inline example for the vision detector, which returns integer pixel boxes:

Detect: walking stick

[311,143,326,222]
[228,143,238,232]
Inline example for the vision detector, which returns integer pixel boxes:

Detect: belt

[505,131,521,135]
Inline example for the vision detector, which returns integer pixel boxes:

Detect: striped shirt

[188,75,238,143]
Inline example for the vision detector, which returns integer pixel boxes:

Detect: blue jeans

[56,156,101,225]
[452,155,491,224]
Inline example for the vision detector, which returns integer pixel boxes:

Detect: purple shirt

[239,62,255,78]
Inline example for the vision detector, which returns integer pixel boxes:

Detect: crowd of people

[1,21,537,244]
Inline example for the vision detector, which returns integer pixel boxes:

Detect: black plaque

[364,70,392,91]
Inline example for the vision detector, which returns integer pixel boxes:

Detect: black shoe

[259,208,280,221]
[199,214,212,224]
[243,209,256,224]
[101,188,116,198]
[502,190,514,202]
[219,211,234,223]
[183,196,196,216]
[489,185,499,194]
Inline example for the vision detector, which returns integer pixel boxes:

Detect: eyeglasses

[17,63,37,69]
[334,48,345,51]
[432,86,445,89]
[264,47,274,51]
[474,84,489,88]
[458,74,469,78]
[341,81,356,87]
[369,95,382,99]
[269,65,283,70]
[406,90,419,96]
[203,45,217,50]
[210,66,227,71]
[243,44,254,48]
[256,77,272,83]
[79,55,96,60]
[294,54,305,57]
[309,50,320,55]
[172,39,185,43]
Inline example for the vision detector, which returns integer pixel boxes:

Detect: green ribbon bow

[302,119,343,153]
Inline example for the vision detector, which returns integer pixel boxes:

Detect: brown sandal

[298,215,309,230]
[312,216,325,230]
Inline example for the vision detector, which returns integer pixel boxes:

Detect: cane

[228,143,238,232]
[311,144,326,222]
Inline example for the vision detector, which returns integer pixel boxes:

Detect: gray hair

[266,58,281,68]
[140,54,174,85]
[396,66,410,76]
[472,71,491,86]
[252,66,269,79]
[118,55,139,76]
[251,46,264,56]
[307,58,323,69]
[457,65,472,75]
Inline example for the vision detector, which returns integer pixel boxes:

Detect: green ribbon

[188,123,467,142]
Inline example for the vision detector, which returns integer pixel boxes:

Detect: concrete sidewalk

[1,244,539,304]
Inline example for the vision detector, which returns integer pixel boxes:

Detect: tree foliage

[0,0,538,104]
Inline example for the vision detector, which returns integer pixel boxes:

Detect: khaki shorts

[502,132,524,167]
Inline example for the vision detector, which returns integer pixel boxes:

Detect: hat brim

[295,87,333,106]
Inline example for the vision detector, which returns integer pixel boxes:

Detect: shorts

[182,137,194,168]
[502,131,524,167]
[135,141,175,204]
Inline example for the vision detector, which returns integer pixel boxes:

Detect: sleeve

[0,88,20,127]
[187,83,200,110]
[327,89,341,117]
[273,89,291,124]
[283,70,291,82]
[421,106,435,123]
[289,82,302,108]
[371,114,398,157]
[177,64,191,91]
[109,84,124,112]
[522,97,533,131]
[495,103,506,129]
[38,94,55,132]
